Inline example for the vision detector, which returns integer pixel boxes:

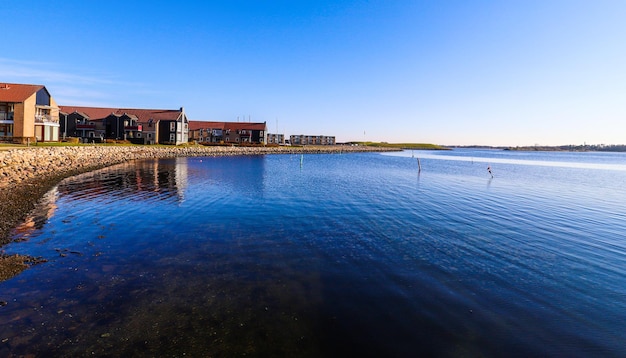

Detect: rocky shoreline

[0,144,398,281]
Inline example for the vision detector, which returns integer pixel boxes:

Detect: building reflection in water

[12,187,59,240]
[12,158,191,240]
[11,156,269,241]
[56,158,189,203]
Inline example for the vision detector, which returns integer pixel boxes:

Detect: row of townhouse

[289,134,336,145]
[0,82,189,145]
[188,121,268,145]
[188,123,336,146]
[59,106,188,145]
[1,82,336,146]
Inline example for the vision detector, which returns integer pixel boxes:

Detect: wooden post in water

[417,157,421,173]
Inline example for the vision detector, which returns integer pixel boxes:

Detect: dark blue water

[1,150,625,357]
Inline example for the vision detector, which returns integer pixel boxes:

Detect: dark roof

[106,113,139,120]
[0,83,45,103]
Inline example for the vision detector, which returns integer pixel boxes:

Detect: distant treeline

[352,142,448,150]
[506,144,626,152]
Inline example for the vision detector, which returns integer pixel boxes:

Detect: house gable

[35,87,51,106]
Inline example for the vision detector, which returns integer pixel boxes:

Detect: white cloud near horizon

[0,58,125,85]
[0,57,152,107]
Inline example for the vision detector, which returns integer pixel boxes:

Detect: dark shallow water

[1,150,626,357]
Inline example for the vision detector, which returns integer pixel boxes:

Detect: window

[170,133,175,142]
[170,122,176,132]
[148,133,152,139]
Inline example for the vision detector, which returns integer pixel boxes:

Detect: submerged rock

[0,254,29,282]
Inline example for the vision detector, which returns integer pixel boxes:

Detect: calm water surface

[1,150,625,357]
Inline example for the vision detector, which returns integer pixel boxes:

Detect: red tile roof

[188,121,226,131]
[58,106,182,123]
[188,121,266,131]
[224,122,267,131]
[0,83,45,103]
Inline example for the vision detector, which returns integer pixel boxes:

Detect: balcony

[0,112,14,121]
[125,125,142,131]
[35,114,59,124]
[76,124,96,130]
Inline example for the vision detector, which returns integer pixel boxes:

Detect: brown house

[189,121,267,144]
[59,106,189,145]
[0,83,60,144]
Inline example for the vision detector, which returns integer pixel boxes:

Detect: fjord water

[1,150,625,356]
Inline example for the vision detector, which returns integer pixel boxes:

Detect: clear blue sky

[2,0,625,146]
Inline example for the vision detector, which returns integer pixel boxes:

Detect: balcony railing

[35,114,59,124]
[125,125,142,131]
[76,124,96,130]
[0,112,14,121]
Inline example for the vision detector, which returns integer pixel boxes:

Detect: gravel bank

[0,144,398,280]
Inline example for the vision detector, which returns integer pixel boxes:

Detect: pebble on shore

[0,144,399,282]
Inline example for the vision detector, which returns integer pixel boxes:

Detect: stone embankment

[0,145,394,189]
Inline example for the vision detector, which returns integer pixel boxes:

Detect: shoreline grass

[352,142,448,150]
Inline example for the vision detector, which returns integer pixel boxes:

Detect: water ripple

[2,152,626,356]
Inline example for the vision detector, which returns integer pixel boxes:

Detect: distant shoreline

[448,145,626,152]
